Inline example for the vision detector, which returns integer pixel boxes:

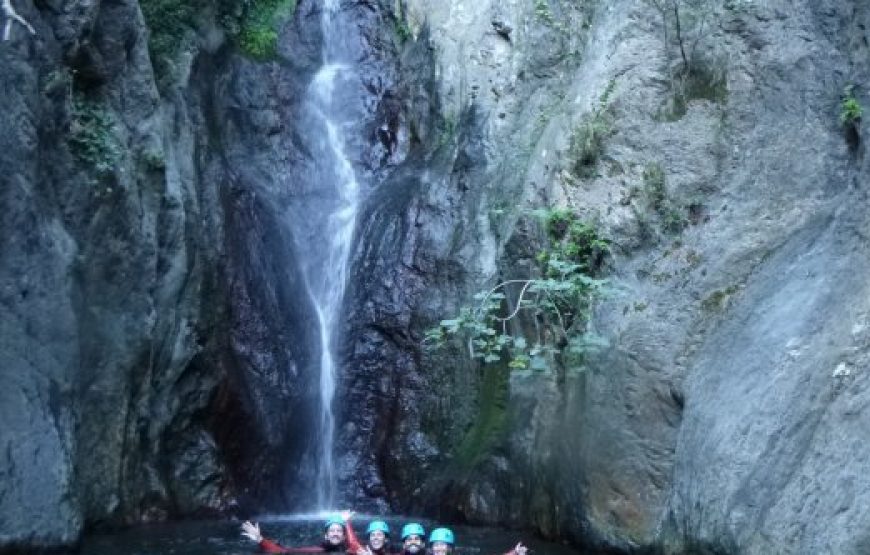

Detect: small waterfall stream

[300,0,360,509]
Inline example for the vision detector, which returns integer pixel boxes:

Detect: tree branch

[3,0,35,41]
[473,279,534,320]
[492,280,534,323]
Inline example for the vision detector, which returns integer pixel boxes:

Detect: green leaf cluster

[140,0,204,79]
[541,209,608,273]
[69,95,121,175]
[841,86,863,126]
[237,0,296,60]
[426,209,609,372]
[140,0,297,79]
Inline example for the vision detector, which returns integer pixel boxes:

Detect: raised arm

[340,510,363,553]
[501,542,528,555]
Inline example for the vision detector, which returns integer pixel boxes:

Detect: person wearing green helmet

[427,527,528,555]
[241,511,363,553]
[399,523,426,555]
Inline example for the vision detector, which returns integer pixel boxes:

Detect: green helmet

[428,528,455,545]
[324,515,346,530]
[367,520,391,536]
[401,523,425,539]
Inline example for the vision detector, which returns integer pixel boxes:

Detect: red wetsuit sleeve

[344,519,362,553]
[259,539,291,553]
[259,539,326,553]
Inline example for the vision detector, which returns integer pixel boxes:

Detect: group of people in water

[241,511,528,555]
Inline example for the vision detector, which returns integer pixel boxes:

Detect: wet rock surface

[4,0,870,553]
[342,0,870,554]
[1,0,409,549]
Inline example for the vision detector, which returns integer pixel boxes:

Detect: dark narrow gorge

[2,1,870,553]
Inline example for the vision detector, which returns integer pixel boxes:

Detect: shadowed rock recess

[2,0,870,553]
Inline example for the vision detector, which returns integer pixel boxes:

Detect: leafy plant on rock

[140,0,203,79]
[568,79,615,179]
[426,209,609,372]
[69,95,120,175]
[140,0,297,78]
[237,0,296,59]
[841,86,863,126]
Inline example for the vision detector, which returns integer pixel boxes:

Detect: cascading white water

[301,0,358,510]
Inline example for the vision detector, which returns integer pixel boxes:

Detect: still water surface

[79,517,586,555]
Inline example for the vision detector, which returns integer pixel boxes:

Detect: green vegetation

[841,86,863,126]
[425,209,608,372]
[141,148,167,171]
[390,1,412,43]
[539,208,609,273]
[701,285,740,312]
[642,163,666,212]
[140,0,297,79]
[663,65,728,121]
[534,0,557,27]
[69,95,121,175]
[645,0,728,120]
[453,365,509,470]
[642,163,687,234]
[140,0,203,79]
[237,0,296,59]
[437,113,458,149]
[568,80,615,179]
[394,20,412,42]
[532,0,585,35]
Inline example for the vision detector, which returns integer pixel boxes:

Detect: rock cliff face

[341,1,870,554]
[3,0,870,553]
[0,0,331,547]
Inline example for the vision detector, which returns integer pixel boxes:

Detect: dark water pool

[79,515,586,555]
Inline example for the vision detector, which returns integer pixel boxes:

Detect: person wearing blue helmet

[241,510,363,553]
[362,520,393,555]
[427,527,528,555]
[427,528,454,555]
[399,523,426,555]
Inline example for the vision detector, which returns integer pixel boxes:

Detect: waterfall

[298,0,359,510]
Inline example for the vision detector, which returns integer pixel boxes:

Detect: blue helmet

[428,528,455,545]
[401,523,426,540]
[324,515,346,530]
[367,520,391,536]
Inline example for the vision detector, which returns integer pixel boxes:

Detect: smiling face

[403,534,424,554]
[430,541,452,555]
[324,524,346,546]
[369,530,387,550]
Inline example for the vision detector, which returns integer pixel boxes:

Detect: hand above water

[512,542,528,555]
[241,520,263,543]
[340,509,355,521]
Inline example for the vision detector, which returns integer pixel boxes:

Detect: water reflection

[79,518,588,555]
